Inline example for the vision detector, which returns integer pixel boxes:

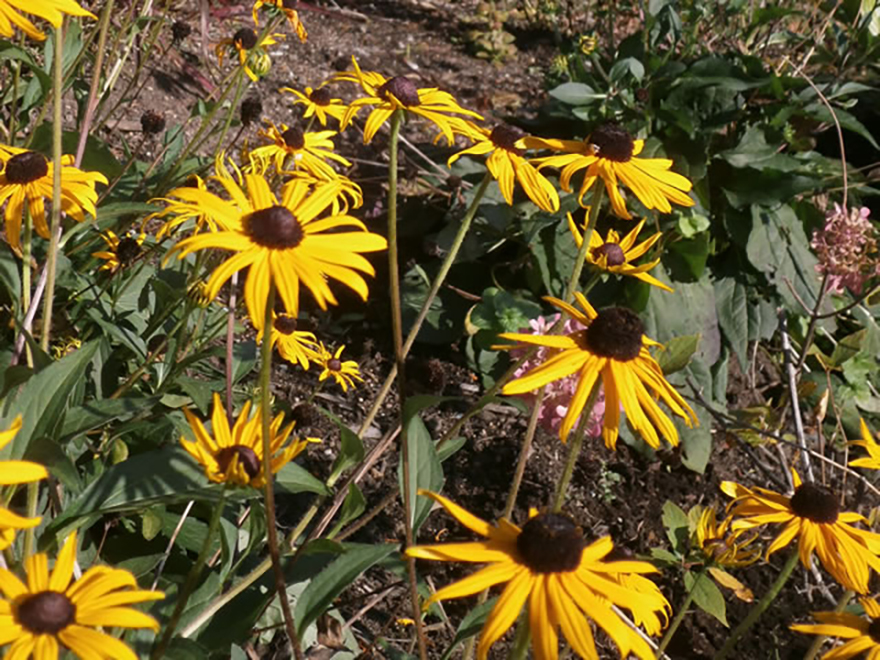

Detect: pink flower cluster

[510,314,605,437]
[811,203,880,295]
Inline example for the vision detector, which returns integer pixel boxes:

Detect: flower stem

[551,382,600,512]
[22,482,38,558]
[150,487,228,660]
[21,208,33,367]
[802,589,854,660]
[260,282,304,660]
[657,568,707,654]
[563,183,604,303]
[387,109,429,660]
[715,550,800,660]
[225,272,239,422]
[508,613,531,660]
[40,24,64,353]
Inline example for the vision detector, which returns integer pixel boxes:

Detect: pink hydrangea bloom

[811,203,880,294]
[510,314,605,437]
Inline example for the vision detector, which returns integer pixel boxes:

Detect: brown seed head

[243,206,304,249]
[516,513,585,573]
[4,151,49,184]
[581,307,644,362]
[589,123,634,162]
[377,76,420,107]
[17,591,76,634]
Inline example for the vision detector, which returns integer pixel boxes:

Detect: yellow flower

[791,597,880,660]
[407,491,669,660]
[150,174,215,239]
[166,169,387,328]
[316,343,363,392]
[532,123,694,219]
[498,293,697,447]
[448,121,559,213]
[181,393,317,488]
[0,416,47,550]
[282,85,348,127]
[336,56,483,144]
[721,468,880,594]
[0,0,95,41]
[850,418,880,470]
[694,505,760,568]
[91,230,145,272]
[0,530,163,659]
[568,213,673,291]
[252,0,306,41]
[249,122,351,179]
[0,146,107,252]
[265,313,320,370]
[215,27,283,81]
[280,169,364,214]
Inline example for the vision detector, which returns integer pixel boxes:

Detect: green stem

[40,24,64,353]
[551,382,600,512]
[8,33,24,145]
[387,109,429,660]
[507,613,531,660]
[563,184,604,303]
[203,71,248,156]
[260,283,304,660]
[23,483,38,558]
[150,488,228,660]
[21,208,32,367]
[715,550,800,660]
[802,589,854,660]
[658,568,707,654]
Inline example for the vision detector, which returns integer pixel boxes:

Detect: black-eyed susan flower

[150,173,214,239]
[448,121,559,213]
[336,56,482,144]
[252,0,306,41]
[850,418,880,470]
[568,212,673,291]
[249,122,351,179]
[166,169,387,327]
[91,230,145,272]
[498,293,697,447]
[181,393,317,488]
[0,530,163,659]
[282,85,347,127]
[694,505,760,569]
[265,313,320,370]
[0,416,47,550]
[722,469,880,594]
[215,27,283,81]
[0,0,95,41]
[791,597,880,660]
[532,123,694,218]
[282,169,364,213]
[407,490,669,660]
[0,146,107,252]
[316,343,362,392]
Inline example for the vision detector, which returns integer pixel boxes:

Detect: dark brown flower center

[869,618,880,643]
[589,123,634,162]
[516,513,585,573]
[234,28,258,50]
[5,151,48,184]
[281,126,305,150]
[141,110,166,135]
[243,206,304,249]
[241,96,263,127]
[581,307,644,362]
[274,315,298,334]
[328,358,342,372]
[489,125,525,155]
[17,591,76,634]
[790,483,839,524]
[377,76,420,107]
[116,237,141,265]
[592,242,626,267]
[310,87,333,106]
[216,445,261,479]
[171,20,192,43]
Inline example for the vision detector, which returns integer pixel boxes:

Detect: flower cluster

[811,203,880,294]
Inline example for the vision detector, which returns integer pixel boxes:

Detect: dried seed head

[516,513,585,573]
[17,592,76,634]
[243,206,304,249]
[4,151,49,184]
[241,96,263,127]
[171,20,192,44]
[140,110,166,135]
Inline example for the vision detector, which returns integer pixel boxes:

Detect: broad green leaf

[327,483,366,538]
[294,543,397,637]
[59,396,162,442]
[657,335,700,375]
[275,462,330,497]
[714,278,749,371]
[0,243,21,312]
[440,597,497,660]
[679,405,714,474]
[0,340,100,460]
[322,408,364,485]
[686,570,728,626]
[548,82,606,105]
[661,501,689,554]
[398,414,444,531]
[437,436,467,462]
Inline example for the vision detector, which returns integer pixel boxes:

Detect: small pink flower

[811,204,880,294]
[510,314,605,436]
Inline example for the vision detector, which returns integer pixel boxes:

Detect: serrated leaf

[686,570,728,626]
[294,543,397,637]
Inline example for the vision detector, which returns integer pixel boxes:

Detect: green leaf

[321,408,364,485]
[440,597,497,660]
[0,340,100,460]
[803,102,879,150]
[327,483,367,538]
[437,436,467,462]
[714,278,749,371]
[294,543,397,637]
[661,501,689,554]
[657,335,701,375]
[548,82,606,105]
[59,396,161,442]
[399,414,444,531]
[718,125,800,171]
[677,213,710,238]
[678,405,714,474]
[686,570,728,626]
[275,462,330,497]
[0,243,21,312]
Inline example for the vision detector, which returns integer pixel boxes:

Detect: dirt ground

[100,1,866,658]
